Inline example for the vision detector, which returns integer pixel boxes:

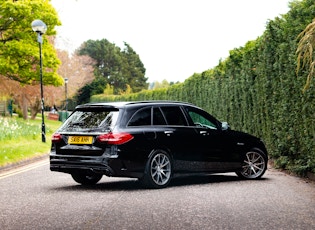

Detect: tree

[103,84,114,95]
[78,39,148,97]
[0,0,63,119]
[58,51,95,97]
[151,79,170,89]
[296,18,315,91]
[121,42,148,92]
[0,75,43,119]
[52,49,95,109]
[0,0,63,85]
[76,76,107,105]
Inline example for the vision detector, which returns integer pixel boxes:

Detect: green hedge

[91,0,315,175]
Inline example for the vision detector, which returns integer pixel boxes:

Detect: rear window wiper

[69,121,85,127]
[86,127,111,132]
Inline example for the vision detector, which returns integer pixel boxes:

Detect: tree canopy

[0,0,63,86]
[78,39,148,95]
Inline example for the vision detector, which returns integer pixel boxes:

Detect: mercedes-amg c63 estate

[50,101,268,188]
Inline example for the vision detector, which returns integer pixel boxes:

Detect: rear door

[157,106,203,172]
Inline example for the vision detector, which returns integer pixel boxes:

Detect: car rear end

[50,104,132,176]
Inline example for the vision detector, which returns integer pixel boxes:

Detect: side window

[128,107,151,126]
[153,107,167,125]
[160,106,187,126]
[188,110,217,130]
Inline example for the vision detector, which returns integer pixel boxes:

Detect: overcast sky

[51,0,291,83]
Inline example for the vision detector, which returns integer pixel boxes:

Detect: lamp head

[31,19,47,35]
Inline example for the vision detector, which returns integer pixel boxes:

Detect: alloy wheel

[150,153,171,186]
[240,151,266,179]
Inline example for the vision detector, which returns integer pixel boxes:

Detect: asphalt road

[0,159,315,230]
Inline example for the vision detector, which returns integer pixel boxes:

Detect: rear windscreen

[58,109,119,132]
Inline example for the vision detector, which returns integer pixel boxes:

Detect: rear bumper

[50,154,116,176]
[50,153,143,178]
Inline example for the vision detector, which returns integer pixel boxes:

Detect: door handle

[164,131,173,136]
[200,131,208,135]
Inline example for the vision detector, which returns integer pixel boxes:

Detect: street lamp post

[64,78,68,119]
[32,19,47,143]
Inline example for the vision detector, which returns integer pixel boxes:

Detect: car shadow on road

[50,173,269,192]
[170,173,267,187]
[171,174,240,187]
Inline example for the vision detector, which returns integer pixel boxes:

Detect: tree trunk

[30,97,41,120]
[21,89,28,120]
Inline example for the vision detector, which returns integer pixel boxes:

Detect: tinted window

[186,108,217,130]
[153,107,167,125]
[60,110,119,132]
[160,106,187,126]
[128,107,151,126]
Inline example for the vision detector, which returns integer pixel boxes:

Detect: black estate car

[50,101,268,188]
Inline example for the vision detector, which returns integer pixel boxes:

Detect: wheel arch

[141,148,174,189]
[249,146,268,161]
[147,146,173,161]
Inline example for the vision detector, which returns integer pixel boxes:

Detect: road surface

[1,159,315,229]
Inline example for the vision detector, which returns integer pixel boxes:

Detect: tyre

[71,171,103,185]
[236,149,267,179]
[141,150,172,189]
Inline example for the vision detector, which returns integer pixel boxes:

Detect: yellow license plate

[68,136,93,144]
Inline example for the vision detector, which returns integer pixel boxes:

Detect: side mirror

[221,122,230,131]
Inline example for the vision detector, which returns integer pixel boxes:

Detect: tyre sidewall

[237,148,268,179]
[71,171,103,185]
[142,149,173,189]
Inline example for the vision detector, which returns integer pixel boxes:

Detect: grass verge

[0,116,62,167]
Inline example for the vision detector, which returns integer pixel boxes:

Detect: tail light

[51,133,62,143]
[96,132,134,145]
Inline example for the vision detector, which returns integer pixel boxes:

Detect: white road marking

[0,159,48,179]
